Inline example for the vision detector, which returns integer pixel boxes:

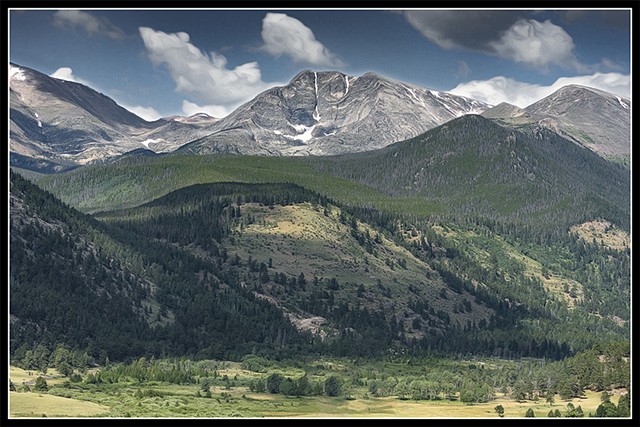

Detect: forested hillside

[310,115,630,233]
[10,172,305,361]
[11,165,630,363]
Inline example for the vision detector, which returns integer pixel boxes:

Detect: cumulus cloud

[139,26,273,115]
[449,73,630,108]
[489,19,579,70]
[403,10,518,51]
[260,13,344,67]
[119,104,163,121]
[53,10,125,40]
[51,66,88,84]
[403,11,586,71]
[182,100,229,119]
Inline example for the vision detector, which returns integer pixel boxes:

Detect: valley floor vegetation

[9,343,629,418]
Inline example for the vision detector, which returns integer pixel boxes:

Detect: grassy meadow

[8,361,620,419]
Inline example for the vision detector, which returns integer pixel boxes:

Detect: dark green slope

[94,182,486,353]
[10,171,308,361]
[311,115,629,231]
[10,170,154,359]
[10,171,629,363]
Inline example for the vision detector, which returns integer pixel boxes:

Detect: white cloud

[139,26,273,115]
[402,11,589,72]
[402,10,519,51]
[456,61,471,79]
[260,13,344,67]
[449,73,630,108]
[489,19,579,70]
[182,100,229,119]
[50,66,87,84]
[53,10,125,40]
[119,104,163,121]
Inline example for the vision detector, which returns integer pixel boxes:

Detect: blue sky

[9,8,631,120]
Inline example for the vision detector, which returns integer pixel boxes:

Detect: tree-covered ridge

[97,184,496,352]
[96,179,629,356]
[10,172,308,361]
[310,115,629,232]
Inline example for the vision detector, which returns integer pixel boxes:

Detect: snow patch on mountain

[313,71,321,121]
[287,123,316,142]
[140,138,163,149]
[616,96,629,110]
[403,85,427,109]
[10,65,26,81]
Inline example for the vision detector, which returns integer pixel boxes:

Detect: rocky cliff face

[178,70,490,156]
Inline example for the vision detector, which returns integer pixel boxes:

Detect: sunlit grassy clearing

[10,366,66,386]
[9,392,110,417]
[570,220,630,251]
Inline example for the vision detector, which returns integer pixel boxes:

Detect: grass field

[10,366,66,387]
[9,392,110,417]
[8,370,618,419]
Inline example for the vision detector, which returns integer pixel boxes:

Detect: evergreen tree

[324,375,341,397]
[280,378,295,396]
[595,401,618,417]
[617,394,630,417]
[34,376,48,392]
[57,361,73,377]
[266,373,283,394]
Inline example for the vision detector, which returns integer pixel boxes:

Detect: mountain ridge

[482,84,630,166]
[178,70,490,156]
[10,63,630,172]
[9,63,215,171]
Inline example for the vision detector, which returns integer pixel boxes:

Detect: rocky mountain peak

[179,70,491,156]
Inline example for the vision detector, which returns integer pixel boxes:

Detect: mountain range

[8,61,631,366]
[10,63,630,172]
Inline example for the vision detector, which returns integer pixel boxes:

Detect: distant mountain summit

[525,85,630,165]
[166,113,220,124]
[481,102,527,120]
[9,63,214,172]
[483,85,630,166]
[178,70,490,156]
